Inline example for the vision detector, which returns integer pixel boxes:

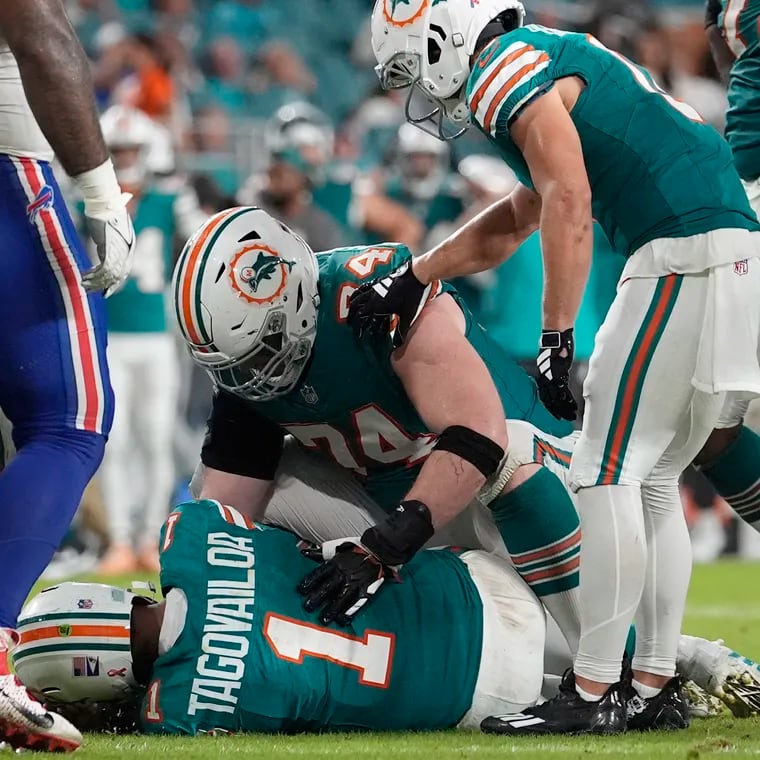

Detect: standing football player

[352,0,760,735]
[0,0,136,751]
[700,0,760,537]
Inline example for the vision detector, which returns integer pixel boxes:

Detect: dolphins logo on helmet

[229,245,296,305]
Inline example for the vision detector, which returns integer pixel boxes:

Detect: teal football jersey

[231,244,571,511]
[721,0,760,180]
[105,190,177,333]
[466,25,759,256]
[141,499,483,734]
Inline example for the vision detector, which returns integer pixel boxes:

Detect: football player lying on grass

[13,499,760,736]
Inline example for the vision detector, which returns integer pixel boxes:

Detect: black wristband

[361,500,435,566]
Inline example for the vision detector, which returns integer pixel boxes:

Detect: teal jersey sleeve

[466,24,759,256]
[142,500,484,735]
[721,0,760,180]
[467,30,554,138]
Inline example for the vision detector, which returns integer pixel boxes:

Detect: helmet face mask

[205,309,314,401]
[372,0,526,141]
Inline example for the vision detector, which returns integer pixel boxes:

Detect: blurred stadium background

[27,0,760,582]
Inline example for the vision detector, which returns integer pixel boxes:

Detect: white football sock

[631,482,691,678]
[574,484,647,685]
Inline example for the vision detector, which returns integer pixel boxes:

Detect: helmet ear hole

[296,283,304,311]
[427,38,442,65]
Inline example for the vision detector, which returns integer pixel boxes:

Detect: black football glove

[535,328,578,422]
[297,538,398,626]
[347,261,436,348]
[297,500,434,626]
[705,0,723,28]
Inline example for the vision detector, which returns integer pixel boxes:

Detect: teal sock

[490,467,581,651]
[703,426,760,531]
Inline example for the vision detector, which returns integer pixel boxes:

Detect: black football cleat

[481,670,627,735]
[625,676,690,731]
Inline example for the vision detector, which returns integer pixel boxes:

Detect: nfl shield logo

[300,385,319,405]
[735,259,749,276]
[77,599,93,610]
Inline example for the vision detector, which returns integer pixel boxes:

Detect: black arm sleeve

[200,390,285,481]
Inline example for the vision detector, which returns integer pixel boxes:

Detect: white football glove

[73,159,136,298]
[81,198,136,297]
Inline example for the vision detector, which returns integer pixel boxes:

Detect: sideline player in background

[0,0,136,751]
[702,0,760,536]
[358,0,760,735]
[93,105,206,576]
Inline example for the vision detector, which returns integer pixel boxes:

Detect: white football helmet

[13,582,152,704]
[371,0,525,139]
[173,206,320,402]
[395,122,450,200]
[265,102,336,167]
[100,105,158,187]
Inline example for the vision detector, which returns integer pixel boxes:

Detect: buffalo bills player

[0,0,135,751]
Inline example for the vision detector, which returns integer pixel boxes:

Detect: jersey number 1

[263,613,395,688]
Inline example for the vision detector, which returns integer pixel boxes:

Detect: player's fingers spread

[301,570,344,613]
[297,561,334,595]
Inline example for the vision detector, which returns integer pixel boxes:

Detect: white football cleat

[0,629,82,752]
[678,634,760,718]
[0,675,82,752]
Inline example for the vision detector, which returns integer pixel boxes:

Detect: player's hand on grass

[347,261,437,348]
[535,328,578,421]
[297,538,399,626]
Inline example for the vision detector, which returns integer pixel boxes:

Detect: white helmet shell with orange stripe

[172,207,320,402]
[371,0,525,140]
[13,582,149,703]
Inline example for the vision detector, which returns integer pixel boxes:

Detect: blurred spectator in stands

[238,147,346,252]
[636,20,727,132]
[131,32,176,122]
[153,0,201,53]
[204,0,274,48]
[65,0,121,56]
[201,36,249,116]
[248,41,317,117]
[184,103,240,196]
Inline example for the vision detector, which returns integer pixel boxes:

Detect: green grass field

[32,560,760,759]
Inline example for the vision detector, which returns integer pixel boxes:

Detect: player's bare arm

[0,0,136,295]
[391,294,507,529]
[198,466,274,523]
[412,182,541,284]
[510,83,593,332]
[0,0,107,177]
[704,0,736,82]
[348,185,539,344]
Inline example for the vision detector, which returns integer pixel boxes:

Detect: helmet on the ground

[371,0,525,139]
[13,582,152,703]
[173,206,320,401]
